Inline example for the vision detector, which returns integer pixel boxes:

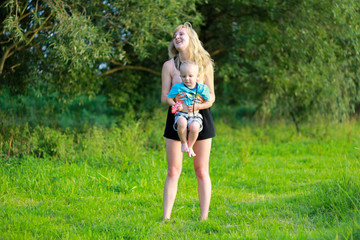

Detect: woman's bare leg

[193,138,212,221]
[163,139,183,220]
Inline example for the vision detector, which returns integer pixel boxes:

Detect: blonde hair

[168,22,214,80]
[179,60,198,73]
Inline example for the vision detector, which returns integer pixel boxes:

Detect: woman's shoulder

[163,58,176,75]
[163,58,174,67]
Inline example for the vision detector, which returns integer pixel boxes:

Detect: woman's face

[173,27,190,51]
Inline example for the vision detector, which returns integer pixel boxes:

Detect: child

[167,61,211,157]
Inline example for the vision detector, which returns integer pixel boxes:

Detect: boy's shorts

[173,111,203,132]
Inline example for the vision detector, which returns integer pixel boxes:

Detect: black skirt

[163,107,215,140]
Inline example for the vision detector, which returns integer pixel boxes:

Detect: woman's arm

[161,60,172,105]
[191,66,215,111]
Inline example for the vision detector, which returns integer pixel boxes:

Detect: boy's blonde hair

[168,22,214,80]
[179,60,198,74]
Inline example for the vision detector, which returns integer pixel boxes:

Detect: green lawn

[1,116,360,239]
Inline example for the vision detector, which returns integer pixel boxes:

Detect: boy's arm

[167,84,180,106]
[201,84,211,101]
[195,84,212,110]
[167,96,176,106]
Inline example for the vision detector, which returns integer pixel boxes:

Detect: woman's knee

[195,167,209,180]
[168,167,182,179]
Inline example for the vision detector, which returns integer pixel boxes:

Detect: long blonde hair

[168,22,214,81]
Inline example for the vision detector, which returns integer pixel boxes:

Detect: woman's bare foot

[162,217,170,222]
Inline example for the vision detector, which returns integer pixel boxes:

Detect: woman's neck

[178,50,190,62]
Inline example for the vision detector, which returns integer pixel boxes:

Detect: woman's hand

[194,94,204,104]
[175,92,186,102]
[187,103,200,113]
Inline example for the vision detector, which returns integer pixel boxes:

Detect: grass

[1,112,360,239]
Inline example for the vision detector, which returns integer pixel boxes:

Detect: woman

[161,22,215,221]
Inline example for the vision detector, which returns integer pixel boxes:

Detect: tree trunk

[290,111,301,136]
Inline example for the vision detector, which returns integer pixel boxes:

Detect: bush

[0,87,118,130]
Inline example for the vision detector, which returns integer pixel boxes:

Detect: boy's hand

[171,101,183,114]
[178,104,183,112]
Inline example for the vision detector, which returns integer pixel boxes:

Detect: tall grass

[1,111,360,239]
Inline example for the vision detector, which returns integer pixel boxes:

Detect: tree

[198,0,360,134]
[1,0,201,96]
[2,0,360,130]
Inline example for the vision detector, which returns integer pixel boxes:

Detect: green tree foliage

[1,0,360,132]
[199,0,360,133]
[1,0,201,95]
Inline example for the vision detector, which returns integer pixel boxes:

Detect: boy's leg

[176,117,189,153]
[187,121,200,158]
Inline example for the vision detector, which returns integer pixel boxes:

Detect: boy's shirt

[168,82,210,106]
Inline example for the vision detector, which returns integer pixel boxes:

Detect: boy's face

[180,64,199,88]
